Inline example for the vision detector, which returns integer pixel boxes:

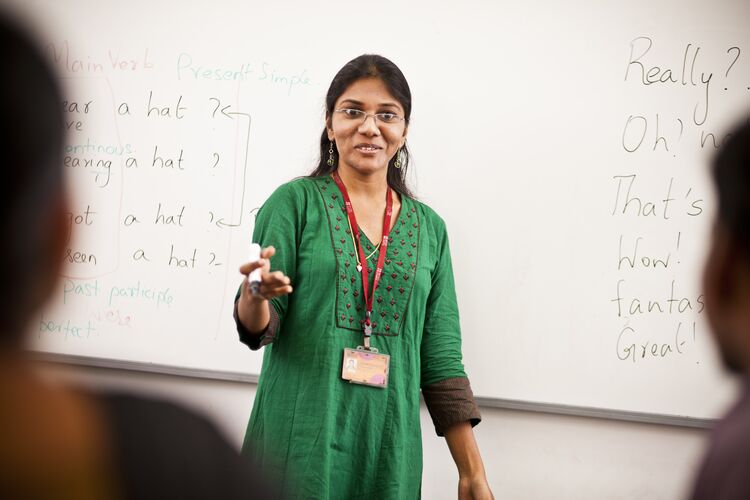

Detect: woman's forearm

[444,421,494,499]
[444,421,487,478]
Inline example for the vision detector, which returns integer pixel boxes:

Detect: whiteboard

[11,0,750,419]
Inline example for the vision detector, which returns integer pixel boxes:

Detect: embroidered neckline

[314,176,420,336]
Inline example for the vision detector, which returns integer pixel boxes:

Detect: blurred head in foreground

[0,13,276,500]
[704,119,750,374]
[692,116,750,500]
[0,12,67,343]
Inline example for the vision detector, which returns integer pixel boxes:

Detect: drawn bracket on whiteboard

[214,109,251,229]
[29,351,718,430]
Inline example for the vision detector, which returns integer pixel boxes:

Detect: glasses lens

[336,109,402,126]
[376,113,400,124]
[339,109,364,119]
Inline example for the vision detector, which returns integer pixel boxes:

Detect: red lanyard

[332,172,393,348]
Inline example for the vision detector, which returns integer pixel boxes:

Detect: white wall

[36,362,710,500]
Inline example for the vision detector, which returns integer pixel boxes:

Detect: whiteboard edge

[29,352,716,429]
[30,351,260,384]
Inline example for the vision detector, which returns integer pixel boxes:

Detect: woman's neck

[336,164,389,202]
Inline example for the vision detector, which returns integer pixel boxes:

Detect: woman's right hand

[239,246,293,302]
[237,246,293,333]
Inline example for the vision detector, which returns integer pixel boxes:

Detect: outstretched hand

[238,246,293,302]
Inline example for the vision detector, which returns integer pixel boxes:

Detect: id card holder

[342,347,390,388]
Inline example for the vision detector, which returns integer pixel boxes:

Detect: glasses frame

[333,108,406,127]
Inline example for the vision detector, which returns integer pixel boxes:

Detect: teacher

[235,54,493,499]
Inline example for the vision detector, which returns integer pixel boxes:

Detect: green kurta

[240,176,469,499]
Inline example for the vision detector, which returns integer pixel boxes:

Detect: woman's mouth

[354,144,382,153]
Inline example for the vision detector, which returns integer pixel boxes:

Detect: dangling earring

[327,141,336,167]
[394,147,403,169]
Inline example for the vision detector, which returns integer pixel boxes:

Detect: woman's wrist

[237,292,271,335]
[456,456,487,479]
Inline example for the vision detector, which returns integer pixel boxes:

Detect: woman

[235,54,493,499]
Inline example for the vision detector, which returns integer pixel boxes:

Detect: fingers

[242,279,293,302]
[263,270,290,286]
[239,245,292,300]
[239,246,276,275]
[239,259,267,275]
[257,284,293,300]
[261,246,276,259]
[253,271,292,299]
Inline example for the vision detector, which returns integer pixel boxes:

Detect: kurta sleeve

[420,218,481,436]
[235,182,301,351]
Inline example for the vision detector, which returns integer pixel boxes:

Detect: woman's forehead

[337,78,403,110]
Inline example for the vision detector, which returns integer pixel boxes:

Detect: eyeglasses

[333,108,405,126]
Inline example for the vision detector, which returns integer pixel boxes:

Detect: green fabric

[241,176,468,499]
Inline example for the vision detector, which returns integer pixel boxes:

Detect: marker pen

[247,243,262,294]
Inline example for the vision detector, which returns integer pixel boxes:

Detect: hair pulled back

[309,54,414,198]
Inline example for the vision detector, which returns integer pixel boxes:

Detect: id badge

[342,347,390,388]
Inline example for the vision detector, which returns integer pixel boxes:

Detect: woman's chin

[341,158,389,176]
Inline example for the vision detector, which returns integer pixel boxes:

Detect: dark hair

[308,54,414,199]
[712,118,750,253]
[0,14,64,335]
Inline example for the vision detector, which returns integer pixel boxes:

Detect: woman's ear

[326,113,334,141]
